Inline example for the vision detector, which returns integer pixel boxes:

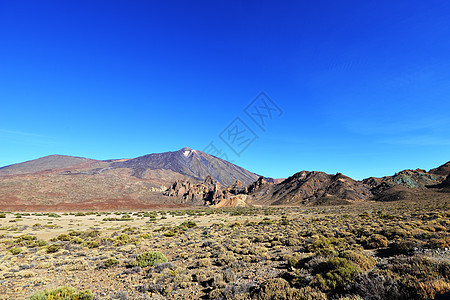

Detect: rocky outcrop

[384,169,444,189]
[164,176,248,206]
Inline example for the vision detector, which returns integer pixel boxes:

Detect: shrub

[57,234,72,241]
[313,256,362,291]
[47,213,61,218]
[133,251,168,267]
[47,244,60,253]
[115,234,131,245]
[14,235,37,246]
[340,251,376,272]
[29,286,93,300]
[385,256,450,299]
[180,220,197,228]
[361,234,389,249]
[216,251,236,266]
[251,278,309,300]
[0,213,6,218]
[83,240,99,248]
[102,258,119,268]
[10,247,22,255]
[309,236,347,256]
[351,271,403,300]
[164,229,177,237]
[391,238,422,254]
[31,240,48,247]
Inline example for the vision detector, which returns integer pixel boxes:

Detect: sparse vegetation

[29,286,93,300]
[0,201,448,299]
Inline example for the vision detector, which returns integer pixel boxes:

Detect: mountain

[0,147,259,210]
[109,147,258,186]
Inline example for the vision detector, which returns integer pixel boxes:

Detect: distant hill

[0,155,97,176]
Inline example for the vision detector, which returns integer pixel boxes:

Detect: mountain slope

[110,147,258,186]
[0,155,97,176]
[429,161,450,176]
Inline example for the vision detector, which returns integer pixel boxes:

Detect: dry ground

[0,198,449,299]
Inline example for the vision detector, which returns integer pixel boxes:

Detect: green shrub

[71,237,83,244]
[47,244,60,253]
[57,234,72,241]
[309,236,347,256]
[251,278,317,300]
[361,234,389,249]
[391,237,422,254]
[115,234,131,245]
[340,250,376,272]
[132,251,168,267]
[10,247,22,255]
[13,235,37,246]
[29,286,93,300]
[313,256,363,291]
[103,258,119,268]
[47,213,61,218]
[0,213,6,218]
[31,240,48,247]
[180,220,197,228]
[83,240,99,248]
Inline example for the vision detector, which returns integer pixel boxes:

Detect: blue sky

[1,0,450,180]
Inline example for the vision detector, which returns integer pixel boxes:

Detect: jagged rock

[164,177,230,205]
[247,176,269,194]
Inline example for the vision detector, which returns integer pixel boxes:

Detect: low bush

[361,234,389,249]
[10,247,22,255]
[133,251,168,267]
[47,244,60,253]
[29,286,93,300]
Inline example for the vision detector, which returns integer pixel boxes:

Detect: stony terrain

[0,195,449,299]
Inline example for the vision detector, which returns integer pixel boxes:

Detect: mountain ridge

[0,148,449,210]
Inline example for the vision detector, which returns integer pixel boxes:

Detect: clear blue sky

[1,1,450,180]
